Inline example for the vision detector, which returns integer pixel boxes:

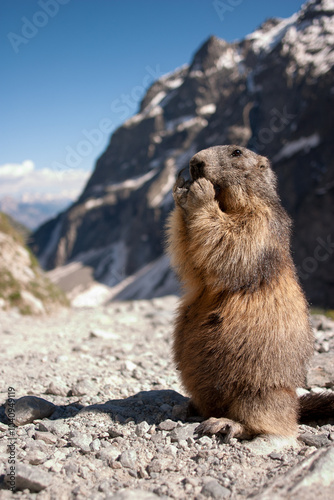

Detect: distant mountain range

[30,0,334,308]
[0,196,71,230]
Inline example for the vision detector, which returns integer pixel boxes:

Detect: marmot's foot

[195,417,252,442]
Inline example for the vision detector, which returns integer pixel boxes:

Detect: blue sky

[1,0,305,203]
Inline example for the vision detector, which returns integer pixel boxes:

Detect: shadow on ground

[0,390,191,427]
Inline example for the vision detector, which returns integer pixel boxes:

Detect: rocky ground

[0,297,334,499]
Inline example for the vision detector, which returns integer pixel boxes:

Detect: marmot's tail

[299,392,334,423]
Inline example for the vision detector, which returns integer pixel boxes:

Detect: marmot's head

[189,145,279,210]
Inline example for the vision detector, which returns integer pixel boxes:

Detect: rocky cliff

[30,0,334,307]
[0,213,68,314]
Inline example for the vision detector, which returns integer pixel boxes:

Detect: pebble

[69,431,92,453]
[38,419,70,436]
[34,430,58,444]
[26,450,48,465]
[70,379,96,396]
[108,489,160,499]
[98,445,120,462]
[299,432,330,448]
[15,463,52,492]
[170,423,198,443]
[158,418,178,431]
[198,436,213,447]
[45,380,68,397]
[119,449,137,469]
[135,421,150,436]
[201,479,231,499]
[90,328,120,340]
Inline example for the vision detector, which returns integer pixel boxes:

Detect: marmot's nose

[189,154,206,181]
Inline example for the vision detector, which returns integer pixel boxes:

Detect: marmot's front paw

[187,178,215,209]
[173,175,191,208]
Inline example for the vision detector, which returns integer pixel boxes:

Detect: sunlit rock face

[30,0,334,306]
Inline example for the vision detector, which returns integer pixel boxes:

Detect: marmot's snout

[190,154,206,181]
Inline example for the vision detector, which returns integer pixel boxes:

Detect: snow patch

[198,104,216,115]
[165,115,207,132]
[107,169,157,193]
[282,16,334,76]
[215,47,243,71]
[124,91,165,128]
[273,134,321,162]
[165,78,184,89]
[110,254,179,301]
[71,283,114,308]
[247,13,298,55]
[85,198,103,210]
[149,159,176,208]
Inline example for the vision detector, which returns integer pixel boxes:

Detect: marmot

[166,145,334,440]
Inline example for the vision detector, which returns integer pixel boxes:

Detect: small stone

[158,419,178,431]
[5,396,56,426]
[98,445,120,462]
[119,449,137,469]
[135,421,150,436]
[198,436,213,447]
[26,450,48,465]
[300,432,330,448]
[34,430,58,444]
[201,479,230,499]
[107,489,160,500]
[15,463,51,492]
[45,381,68,397]
[38,419,70,436]
[170,423,198,443]
[90,438,101,452]
[243,435,299,456]
[121,360,137,372]
[70,379,96,396]
[90,328,120,340]
[269,452,284,460]
[147,458,163,473]
[69,431,92,453]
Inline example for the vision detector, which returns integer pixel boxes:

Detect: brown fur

[166,145,332,440]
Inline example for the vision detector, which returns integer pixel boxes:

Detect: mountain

[0,196,72,230]
[30,0,334,307]
[0,212,68,314]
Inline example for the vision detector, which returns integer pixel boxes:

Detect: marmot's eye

[231,149,242,157]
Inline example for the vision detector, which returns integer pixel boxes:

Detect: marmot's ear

[258,156,270,170]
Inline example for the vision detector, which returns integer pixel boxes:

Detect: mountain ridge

[30,0,334,307]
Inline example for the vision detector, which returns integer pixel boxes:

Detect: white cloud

[0,160,91,202]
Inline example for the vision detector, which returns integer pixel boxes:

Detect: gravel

[0,296,334,499]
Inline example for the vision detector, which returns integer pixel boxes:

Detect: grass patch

[0,212,25,245]
[310,307,334,320]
